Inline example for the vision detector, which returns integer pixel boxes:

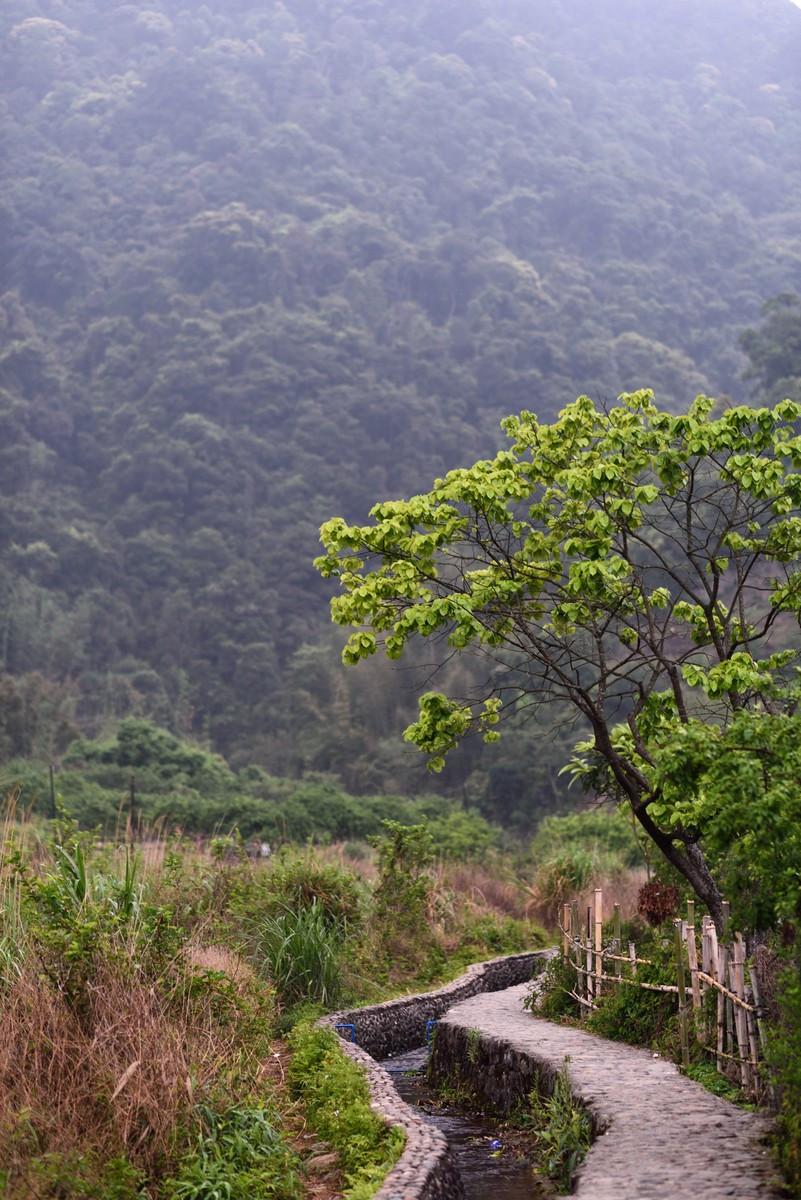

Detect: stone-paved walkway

[438,982,780,1200]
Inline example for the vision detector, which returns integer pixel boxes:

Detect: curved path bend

[434,982,780,1200]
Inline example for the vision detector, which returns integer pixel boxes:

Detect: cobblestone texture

[319,951,551,1200]
[432,982,781,1200]
[319,960,780,1200]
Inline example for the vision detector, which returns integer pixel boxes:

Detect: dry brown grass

[0,937,272,1196]
[439,861,528,919]
[522,866,649,930]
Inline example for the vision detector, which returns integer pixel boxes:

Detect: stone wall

[322,949,551,1059]
[317,950,552,1200]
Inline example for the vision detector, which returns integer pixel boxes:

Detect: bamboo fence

[559,889,768,1097]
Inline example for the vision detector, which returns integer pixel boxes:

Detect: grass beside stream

[0,804,559,1199]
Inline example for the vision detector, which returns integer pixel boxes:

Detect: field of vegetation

[0,777,663,1199]
[3,741,801,1198]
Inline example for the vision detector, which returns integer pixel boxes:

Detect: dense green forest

[2,0,801,825]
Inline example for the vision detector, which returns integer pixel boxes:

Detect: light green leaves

[317,391,801,776]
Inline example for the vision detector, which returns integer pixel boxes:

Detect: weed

[163,1104,302,1200]
[467,1028,482,1064]
[249,898,345,1008]
[287,1023,405,1199]
[526,1057,591,1193]
[685,1062,747,1104]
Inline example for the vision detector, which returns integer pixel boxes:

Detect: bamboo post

[707,921,719,982]
[594,887,603,999]
[732,934,752,1091]
[725,961,735,1063]
[748,964,768,1060]
[614,904,622,979]
[717,945,728,1073]
[572,900,582,1000]
[585,907,594,1008]
[749,965,778,1106]
[629,942,637,976]
[701,915,712,993]
[674,919,690,1069]
[744,982,760,1080]
[563,903,571,965]
[685,901,702,1014]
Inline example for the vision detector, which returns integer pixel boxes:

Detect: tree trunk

[634,806,725,935]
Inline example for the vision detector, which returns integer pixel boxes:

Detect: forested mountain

[2,0,801,822]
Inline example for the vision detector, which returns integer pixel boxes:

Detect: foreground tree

[316,391,801,932]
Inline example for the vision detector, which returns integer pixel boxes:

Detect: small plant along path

[436,983,780,1200]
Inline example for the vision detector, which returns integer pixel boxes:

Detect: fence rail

[560,889,769,1097]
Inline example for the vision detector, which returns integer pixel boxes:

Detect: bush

[529,955,581,1020]
[162,1104,302,1200]
[526,1057,591,1192]
[585,938,678,1054]
[248,899,346,1009]
[769,958,801,1195]
[531,808,644,870]
[287,1024,405,1199]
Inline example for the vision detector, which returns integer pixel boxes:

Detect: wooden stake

[572,900,582,1001]
[717,945,728,1074]
[614,904,622,979]
[563,903,570,965]
[744,982,760,1078]
[749,965,778,1106]
[594,887,603,999]
[732,934,751,1091]
[685,902,702,1012]
[585,907,594,1008]
[674,920,690,1070]
[701,915,711,992]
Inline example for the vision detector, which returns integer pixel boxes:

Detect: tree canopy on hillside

[2,0,801,817]
[318,391,801,928]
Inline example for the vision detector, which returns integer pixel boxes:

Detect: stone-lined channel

[381,1046,548,1200]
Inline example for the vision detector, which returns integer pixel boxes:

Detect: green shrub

[585,938,678,1054]
[531,808,645,871]
[287,1024,405,1199]
[423,808,499,859]
[528,955,580,1020]
[261,847,365,926]
[163,1104,302,1200]
[769,959,801,1195]
[526,1057,591,1193]
[249,899,346,1008]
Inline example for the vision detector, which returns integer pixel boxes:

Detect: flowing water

[380,1048,549,1200]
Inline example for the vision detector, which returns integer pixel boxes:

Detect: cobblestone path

[438,982,780,1200]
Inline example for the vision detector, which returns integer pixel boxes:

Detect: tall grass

[0,801,282,1198]
[249,898,345,1008]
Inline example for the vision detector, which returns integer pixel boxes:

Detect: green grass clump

[685,1062,745,1104]
[526,1057,591,1193]
[248,898,346,1008]
[163,1104,302,1200]
[287,1024,405,1200]
[769,959,801,1196]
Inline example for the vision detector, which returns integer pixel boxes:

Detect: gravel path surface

[438,982,780,1200]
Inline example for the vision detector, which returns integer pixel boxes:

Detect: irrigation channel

[380,1046,549,1200]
